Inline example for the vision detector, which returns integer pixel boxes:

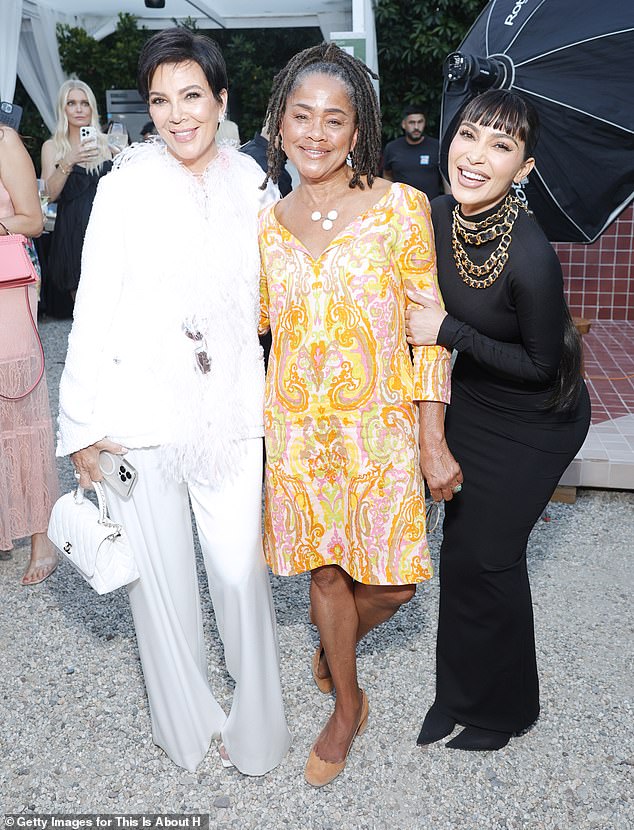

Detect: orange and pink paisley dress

[259,183,451,586]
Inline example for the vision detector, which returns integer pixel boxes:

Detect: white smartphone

[80,125,97,143]
[98,451,138,499]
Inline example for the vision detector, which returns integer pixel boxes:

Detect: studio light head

[443,52,508,93]
[144,0,166,8]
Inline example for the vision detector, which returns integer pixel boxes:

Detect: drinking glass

[107,121,129,152]
[37,178,48,211]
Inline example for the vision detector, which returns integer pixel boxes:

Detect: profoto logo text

[505,0,530,26]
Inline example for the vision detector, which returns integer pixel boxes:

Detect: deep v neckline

[272,184,395,262]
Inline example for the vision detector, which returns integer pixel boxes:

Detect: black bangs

[460,90,540,158]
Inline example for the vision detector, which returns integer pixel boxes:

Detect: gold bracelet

[55,161,71,175]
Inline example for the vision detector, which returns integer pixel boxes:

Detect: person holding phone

[56,28,291,775]
[41,80,112,299]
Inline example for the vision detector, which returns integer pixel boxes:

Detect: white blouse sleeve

[56,173,126,456]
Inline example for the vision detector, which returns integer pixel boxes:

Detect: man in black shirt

[240,126,292,197]
[382,106,444,200]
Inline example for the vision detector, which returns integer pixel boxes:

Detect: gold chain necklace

[451,195,523,289]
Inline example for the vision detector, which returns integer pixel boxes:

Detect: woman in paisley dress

[259,43,463,786]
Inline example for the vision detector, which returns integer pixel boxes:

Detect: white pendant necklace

[311,209,338,231]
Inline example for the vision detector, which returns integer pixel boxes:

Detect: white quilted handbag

[48,481,140,595]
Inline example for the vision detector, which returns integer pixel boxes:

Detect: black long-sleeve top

[433,195,566,413]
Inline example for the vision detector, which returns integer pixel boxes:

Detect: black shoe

[416,703,457,745]
[445,725,511,751]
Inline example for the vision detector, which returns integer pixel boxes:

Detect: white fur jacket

[57,141,278,483]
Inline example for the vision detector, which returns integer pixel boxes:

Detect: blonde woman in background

[41,80,112,298]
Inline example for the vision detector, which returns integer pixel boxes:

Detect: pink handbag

[0,232,39,290]
[0,232,44,400]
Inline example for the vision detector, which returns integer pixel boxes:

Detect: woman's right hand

[70,438,128,489]
[66,139,100,168]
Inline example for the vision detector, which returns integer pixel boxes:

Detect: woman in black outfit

[41,80,113,300]
[405,89,590,751]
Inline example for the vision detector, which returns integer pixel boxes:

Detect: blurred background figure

[216,113,240,147]
[240,121,292,197]
[140,120,156,141]
[0,125,60,585]
[382,105,444,201]
[41,80,113,301]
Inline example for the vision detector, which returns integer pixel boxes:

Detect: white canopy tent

[2,0,377,133]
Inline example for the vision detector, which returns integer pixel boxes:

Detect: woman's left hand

[405,281,447,346]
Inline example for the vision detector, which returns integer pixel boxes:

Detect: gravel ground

[1,315,633,829]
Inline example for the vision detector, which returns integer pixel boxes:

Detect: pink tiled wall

[555,204,634,322]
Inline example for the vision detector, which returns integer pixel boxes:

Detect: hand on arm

[71,438,128,489]
[418,401,463,502]
[405,281,447,346]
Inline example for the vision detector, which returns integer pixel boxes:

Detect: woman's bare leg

[310,565,364,762]
[315,581,416,681]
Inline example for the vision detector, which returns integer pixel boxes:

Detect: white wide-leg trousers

[105,439,291,774]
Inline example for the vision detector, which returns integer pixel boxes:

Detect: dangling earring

[347,150,356,170]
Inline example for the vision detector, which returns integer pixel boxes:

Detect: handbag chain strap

[75,482,123,534]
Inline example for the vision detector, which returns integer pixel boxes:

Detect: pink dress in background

[0,178,59,550]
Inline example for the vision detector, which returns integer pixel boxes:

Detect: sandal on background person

[20,532,59,586]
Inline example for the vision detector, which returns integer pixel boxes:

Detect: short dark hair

[459,89,540,159]
[402,106,426,120]
[137,27,228,105]
[263,42,381,190]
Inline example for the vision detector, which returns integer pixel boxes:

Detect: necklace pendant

[310,208,338,231]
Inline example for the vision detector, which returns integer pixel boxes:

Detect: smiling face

[149,60,227,175]
[65,88,92,128]
[280,72,358,184]
[448,120,535,216]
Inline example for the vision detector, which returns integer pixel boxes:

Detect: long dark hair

[547,304,584,412]
[461,90,583,412]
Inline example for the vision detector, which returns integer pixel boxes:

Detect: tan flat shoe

[312,645,334,694]
[305,690,369,787]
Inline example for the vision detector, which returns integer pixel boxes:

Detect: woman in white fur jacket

[56,28,291,775]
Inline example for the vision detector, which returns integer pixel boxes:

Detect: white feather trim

[109,141,271,484]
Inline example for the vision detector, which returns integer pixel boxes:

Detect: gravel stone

[1,315,632,829]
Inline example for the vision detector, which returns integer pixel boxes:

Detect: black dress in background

[47,161,112,293]
[431,195,591,734]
